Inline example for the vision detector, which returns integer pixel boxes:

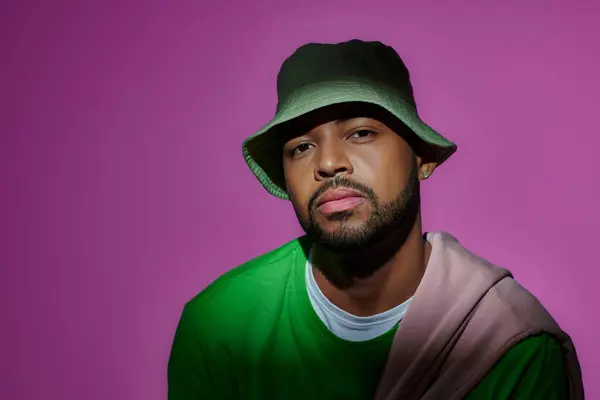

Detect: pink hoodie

[373,231,584,400]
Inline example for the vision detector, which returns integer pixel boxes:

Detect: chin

[321,211,368,227]
[315,230,375,255]
[318,220,370,240]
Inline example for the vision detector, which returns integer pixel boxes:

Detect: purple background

[1,1,598,399]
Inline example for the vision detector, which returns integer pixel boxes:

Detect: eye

[290,142,313,156]
[349,129,376,140]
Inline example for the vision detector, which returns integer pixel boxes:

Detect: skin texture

[281,103,439,316]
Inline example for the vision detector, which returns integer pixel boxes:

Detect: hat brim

[243,79,457,200]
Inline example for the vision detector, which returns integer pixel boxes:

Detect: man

[168,39,584,399]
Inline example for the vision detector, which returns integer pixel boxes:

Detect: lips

[315,188,365,214]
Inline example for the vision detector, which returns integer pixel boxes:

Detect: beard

[293,162,421,255]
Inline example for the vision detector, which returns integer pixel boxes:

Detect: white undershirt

[305,250,412,342]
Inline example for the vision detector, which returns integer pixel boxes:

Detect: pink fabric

[373,231,584,400]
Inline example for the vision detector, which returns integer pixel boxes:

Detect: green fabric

[242,40,457,200]
[467,334,568,399]
[168,238,568,399]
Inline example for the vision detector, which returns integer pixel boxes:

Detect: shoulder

[180,236,309,334]
[493,333,566,379]
[468,333,568,399]
[488,275,561,333]
[188,235,307,304]
[441,230,562,331]
[506,333,566,361]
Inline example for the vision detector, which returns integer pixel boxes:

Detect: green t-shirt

[168,237,568,399]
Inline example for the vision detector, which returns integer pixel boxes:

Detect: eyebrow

[284,117,378,143]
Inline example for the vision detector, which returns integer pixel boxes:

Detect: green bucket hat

[242,39,457,200]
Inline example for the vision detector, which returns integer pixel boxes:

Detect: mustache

[308,177,377,211]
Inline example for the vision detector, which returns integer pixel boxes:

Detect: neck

[311,215,431,317]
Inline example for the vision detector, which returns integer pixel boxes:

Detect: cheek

[288,190,312,224]
[284,167,312,213]
[351,145,412,200]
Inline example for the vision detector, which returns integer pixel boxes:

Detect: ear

[415,155,438,180]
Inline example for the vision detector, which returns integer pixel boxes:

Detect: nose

[314,144,354,181]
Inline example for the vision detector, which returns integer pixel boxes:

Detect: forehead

[279,102,401,141]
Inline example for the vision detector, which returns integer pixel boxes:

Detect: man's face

[282,106,426,254]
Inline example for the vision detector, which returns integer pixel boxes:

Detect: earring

[423,171,429,179]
